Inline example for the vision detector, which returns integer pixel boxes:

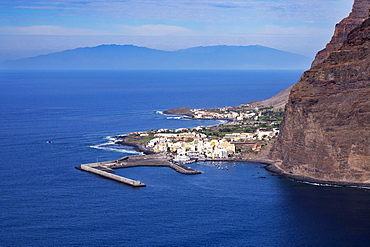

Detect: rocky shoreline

[265,163,370,189]
[115,136,156,155]
[198,155,370,188]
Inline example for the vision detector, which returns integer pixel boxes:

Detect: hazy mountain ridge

[0,44,311,70]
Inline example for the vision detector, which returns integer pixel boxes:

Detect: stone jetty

[80,163,146,187]
[77,153,201,187]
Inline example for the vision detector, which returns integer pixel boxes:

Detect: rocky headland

[162,107,193,116]
[256,0,370,110]
[311,0,370,67]
[268,1,370,186]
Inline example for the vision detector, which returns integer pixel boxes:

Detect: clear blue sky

[0,0,354,61]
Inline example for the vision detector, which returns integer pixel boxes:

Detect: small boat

[47,141,52,143]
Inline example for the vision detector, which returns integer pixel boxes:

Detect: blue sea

[1,70,370,246]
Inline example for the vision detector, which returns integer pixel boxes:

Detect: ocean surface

[1,70,370,246]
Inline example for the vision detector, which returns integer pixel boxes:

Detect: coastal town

[115,104,283,162]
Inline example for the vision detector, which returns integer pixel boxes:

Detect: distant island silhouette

[0,44,311,70]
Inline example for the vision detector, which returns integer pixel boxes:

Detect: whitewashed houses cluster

[224,128,279,142]
[191,109,258,121]
[147,131,236,162]
[145,127,279,161]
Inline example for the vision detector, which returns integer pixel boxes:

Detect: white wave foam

[157,110,189,118]
[300,181,341,188]
[206,120,228,127]
[106,136,117,141]
[90,142,143,155]
[106,135,127,141]
[302,182,370,189]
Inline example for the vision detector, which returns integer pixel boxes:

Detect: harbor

[77,153,202,187]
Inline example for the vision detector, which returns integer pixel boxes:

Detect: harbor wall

[80,164,146,187]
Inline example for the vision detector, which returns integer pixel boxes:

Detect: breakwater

[114,154,202,175]
[77,153,202,187]
[80,163,146,187]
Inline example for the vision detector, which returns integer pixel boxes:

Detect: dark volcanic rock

[311,0,370,67]
[163,107,193,116]
[270,17,370,184]
[256,0,370,111]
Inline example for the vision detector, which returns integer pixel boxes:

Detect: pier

[77,153,201,187]
[80,163,146,187]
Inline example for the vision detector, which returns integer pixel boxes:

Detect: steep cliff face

[311,0,370,67]
[270,18,370,184]
[254,0,370,111]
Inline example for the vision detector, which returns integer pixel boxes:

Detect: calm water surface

[0,70,369,246]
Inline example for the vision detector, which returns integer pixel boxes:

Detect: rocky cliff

[269,16,370,184]
[311,0,370,67]
[256,0,370,111]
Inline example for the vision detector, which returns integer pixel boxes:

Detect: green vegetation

[259,109,284,122]
[126,134,155,145]
[185,138,194,143]
[194,107,284,139]
[201,130,225,138]
[124,106,284,148]
[212,124,258,133]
